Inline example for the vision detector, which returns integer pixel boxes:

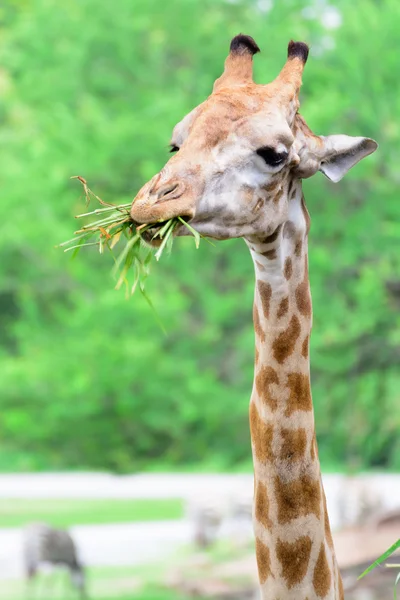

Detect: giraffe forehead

[173,88,294,150]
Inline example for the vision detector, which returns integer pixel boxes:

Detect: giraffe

[130,35,377,599]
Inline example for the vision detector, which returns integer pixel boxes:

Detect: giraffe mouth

[139,223,168,247]
[138,215,194,247]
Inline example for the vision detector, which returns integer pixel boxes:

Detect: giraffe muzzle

[131,176,195,225]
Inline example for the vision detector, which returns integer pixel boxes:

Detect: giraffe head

[131,35,377,242]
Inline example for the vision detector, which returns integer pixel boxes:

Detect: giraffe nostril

[152,181,186,204]
[156,182,180,201]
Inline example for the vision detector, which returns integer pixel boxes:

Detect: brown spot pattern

[275,474,321,524]
[277,296,289,319]
[255,260,265,272]
[295,257,312,318]
[249,402,274,463]
[301,335,309,358]
[255,537,272,583]
[255,366,279,410]
[263,248,277,260]
[255,346,259,366]
[276,536,312,589]
[255,480,273,530]
[262,225,281,244]
[284,257,293,280]
[257,281,272,319]
[338,572,345,600]
[273,186,284,204]
[264,181,279,193]
[253,303,265,343]
[301,194,311,234]
[254,198,264,212]
[323,492,334,549]
[272,315,301,364]
[280,427,307,461]
[313,544,332,598]
[285,373,312,416]
[295,239,303,257]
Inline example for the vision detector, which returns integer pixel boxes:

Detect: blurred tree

[0,0,398,471]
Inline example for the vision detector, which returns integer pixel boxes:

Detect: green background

[0,0,399,472]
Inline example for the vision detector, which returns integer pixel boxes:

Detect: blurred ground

[0,472,399,595]
[1,471,400,526]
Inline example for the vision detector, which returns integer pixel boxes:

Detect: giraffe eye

[256,146,288,167]
[170,144,180,153]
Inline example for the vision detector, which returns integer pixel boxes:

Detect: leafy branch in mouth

[58,176,200,303]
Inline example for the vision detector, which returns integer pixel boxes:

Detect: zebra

[23,522,86,597]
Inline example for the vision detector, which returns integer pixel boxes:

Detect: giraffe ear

[318,135,378,182]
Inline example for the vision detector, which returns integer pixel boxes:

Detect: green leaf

[178,217,201,248]
[358,540,400,579]
[154,220,176,261]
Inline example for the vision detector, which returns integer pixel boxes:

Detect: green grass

[0,566,196,600]
[0,498,183,528]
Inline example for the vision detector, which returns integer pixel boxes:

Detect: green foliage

[0,0,398,471]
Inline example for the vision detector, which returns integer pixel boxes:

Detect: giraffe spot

[301,194,311,234]
[283,221,296,239]
[284,257,293,280]
[249,402,274,463]
[338,571,345,600]
[262,225,281,244]
[323,492,334,550]
[275,474,321,524]
[272,315,301,364]
[255,537,273,584]
[313,543,332,598]
[273,186,284,204]
[255,346,259,366]
[264,181,279,194]
[276,536,312,589]
[295,239,303,257]
[280,427,308,461]
[262,248,277,260]
[255,366,279,410]
[254,198,264,212]
[301,335,309,358]
[255,480,273,530]
[255,260,265,272]
[277,296,289,319]
[295,257,312,318]
[253,303,266,343]
[285,373,312,416]
[257,281,272,319]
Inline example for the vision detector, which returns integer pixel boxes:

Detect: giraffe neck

[246,182,343,600]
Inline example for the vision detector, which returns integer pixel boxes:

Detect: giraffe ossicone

[131,34,377,600]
